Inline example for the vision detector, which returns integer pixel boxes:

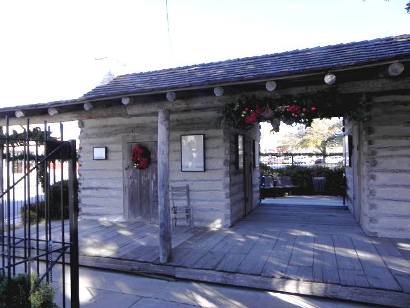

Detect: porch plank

[352,237,402,291]
[332,235,363,270]
[216,253,248,273]
[191,230,227,251]
[285,265,313,281]
[170,247,208,267]
[289,235,314,267]
[313,235,340,284]
[338,269,369,288]
[373,239,410,292]
[237,236,277,275]
[192,250,226,270]
[261,232,295,278]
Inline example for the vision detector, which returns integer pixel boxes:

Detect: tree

[274,124,305,153]
[294,118,343,159]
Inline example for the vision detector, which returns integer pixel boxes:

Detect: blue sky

[0,0,409,107]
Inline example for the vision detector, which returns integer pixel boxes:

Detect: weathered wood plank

[289,235,314,267]
[216,253,248,273]
[374,239,410,293]
[71,204,410,307]
[192,250,226,270]
[175,268,410,308]
[332,235,372,287]
[285,265,313,281]
[332,235,363,270]
[338,269,369,288]
[313,235,340,284]
[352,237,402,291]
[170,247,209,267]
[262,233,295,278]
[237,236,276,275]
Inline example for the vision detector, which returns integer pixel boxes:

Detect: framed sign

[93,147,107,160]
[237,134,244,170]
[181,135,205,172]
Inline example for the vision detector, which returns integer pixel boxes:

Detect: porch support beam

[157,107,172,263]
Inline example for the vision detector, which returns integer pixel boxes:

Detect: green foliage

[0,127,54,146]
[291,118,343,156]
[0,274,56,308]
[224,89,370,130]
[21,181,69,223]
[261,164,345,196]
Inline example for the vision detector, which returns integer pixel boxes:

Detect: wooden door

[127,142,158,223]
[243,138,253,216]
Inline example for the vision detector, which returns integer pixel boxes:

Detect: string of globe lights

[13,61,405,119]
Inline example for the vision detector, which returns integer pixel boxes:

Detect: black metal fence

[0,118,79,307]
[260,152,344,169]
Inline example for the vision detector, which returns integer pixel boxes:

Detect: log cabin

[0,34,409,257]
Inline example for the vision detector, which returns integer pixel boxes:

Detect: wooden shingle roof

[83,34,410,100]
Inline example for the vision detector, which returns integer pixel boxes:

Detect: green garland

[224,89,370,131]
[0,127,52,145]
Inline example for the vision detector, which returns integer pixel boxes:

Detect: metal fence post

[68,140,79,308]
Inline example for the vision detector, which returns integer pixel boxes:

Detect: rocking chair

[170,185,192,227]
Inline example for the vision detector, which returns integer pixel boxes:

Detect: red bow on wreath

[131,144,151,169]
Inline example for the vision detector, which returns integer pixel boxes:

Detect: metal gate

[0,118,79,307]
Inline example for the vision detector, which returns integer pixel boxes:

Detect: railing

[260,152,344,169]
[0,119,79,308]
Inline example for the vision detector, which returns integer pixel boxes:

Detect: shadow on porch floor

[41,202,410,306]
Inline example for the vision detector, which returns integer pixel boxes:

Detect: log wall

[344,120,362,222]
[225,125,260,225]
[347,95,410,238]
[78,116,157,220]
[78,106,231,228]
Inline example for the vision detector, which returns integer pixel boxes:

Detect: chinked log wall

[78,107,238,228]
[361,95,410,238]
[226,125,260,224]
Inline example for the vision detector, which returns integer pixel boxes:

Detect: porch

[76,204,410,307]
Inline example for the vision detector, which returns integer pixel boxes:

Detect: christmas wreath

[131,144,151,169]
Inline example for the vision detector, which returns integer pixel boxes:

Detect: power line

[165,0,173,62]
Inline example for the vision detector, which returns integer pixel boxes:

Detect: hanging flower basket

[131,144,151,169]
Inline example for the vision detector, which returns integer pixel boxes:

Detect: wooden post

[68,140,79,308]
[0,127,3,238]
[158,108,172,263]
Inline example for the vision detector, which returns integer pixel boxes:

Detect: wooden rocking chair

[170,185,192,227]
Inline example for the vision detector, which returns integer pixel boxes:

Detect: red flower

[311,106,317,112]
[286,105,301,113]
[244,112,258,124]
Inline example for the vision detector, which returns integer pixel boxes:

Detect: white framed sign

[181,135,205,172]
[93,147,107,160]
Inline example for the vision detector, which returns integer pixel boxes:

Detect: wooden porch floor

[67,205,410,306]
